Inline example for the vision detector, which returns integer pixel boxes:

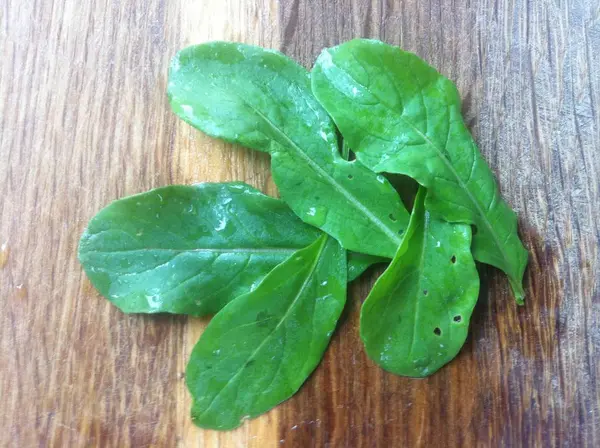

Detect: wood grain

[1,0,598,446]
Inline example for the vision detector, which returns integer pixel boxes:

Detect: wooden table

[1,0,598,446]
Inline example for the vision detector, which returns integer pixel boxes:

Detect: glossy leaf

[78,182,321,316]
[168,42,410,258]
[186,235,346,429]
[360,189,479,377]
[311,39,528,303]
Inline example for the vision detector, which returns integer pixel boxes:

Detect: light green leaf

[311,39,528,303]
[186,235,346,429]
[360,188,479,377]
[168,42,409,258]
[78,182,320,316]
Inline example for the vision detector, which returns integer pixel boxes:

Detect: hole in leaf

[453,315,462,322]
[433,327,441,336]
[398,229,404,235]
[451,255,456,264]
[347,174,353,180]
[389,213,397,222]
[423,290,428,296]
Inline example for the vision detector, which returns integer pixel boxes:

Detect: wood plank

[1,0,598,446]
[0,0,185,445]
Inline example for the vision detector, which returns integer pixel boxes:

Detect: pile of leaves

[79,39,528,430]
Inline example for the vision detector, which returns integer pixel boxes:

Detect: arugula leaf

[78,182,321,316]
[167,42,410,258]
[360,188,479,377]
[186,234,346,429]
[311,39,528,303]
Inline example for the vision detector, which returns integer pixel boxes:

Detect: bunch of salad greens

[79,39,528,430]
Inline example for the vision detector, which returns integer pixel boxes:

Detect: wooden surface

[1,0,599,446]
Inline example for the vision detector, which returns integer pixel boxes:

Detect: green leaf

[360,188,479,377]
[340,142,387,282]
[347,252,386,282]
[78,182,321,316]
[311,39,528,303]
[167,42,410,258]
[186,235,346,429]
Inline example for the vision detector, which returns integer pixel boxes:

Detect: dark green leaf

[360,189,479,377]
[311,39,528,303]
[168,42,409,258]
[186,235,346,429]
[78,182,320,316]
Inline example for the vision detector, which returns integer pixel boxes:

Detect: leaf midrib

[195,235,329,422]
[238,96,402,248]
